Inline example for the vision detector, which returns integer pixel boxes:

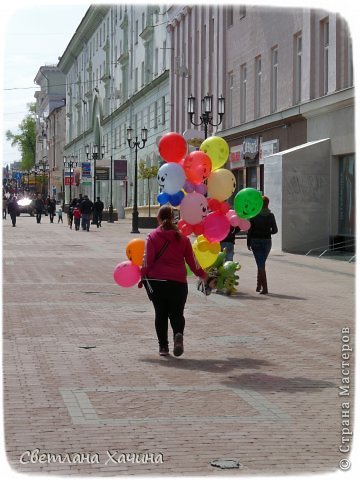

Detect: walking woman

[7,196,20,227]
[247,196,278,294]
[141,205,207,357]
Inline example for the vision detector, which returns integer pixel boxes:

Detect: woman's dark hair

[157,205,181,239]
[262,195,270,208]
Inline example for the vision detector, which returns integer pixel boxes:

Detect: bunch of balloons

[113,238,145,288]
[113,131,264,292]
[156,131,264,292]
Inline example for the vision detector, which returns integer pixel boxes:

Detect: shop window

[246,166,257,188]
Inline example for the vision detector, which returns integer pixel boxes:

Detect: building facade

[34,65,67,198]
[167,4,355,252]
[58,4,170,217]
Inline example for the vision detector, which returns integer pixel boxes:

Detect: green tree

[6,103,36,170]
[138,161,159,216]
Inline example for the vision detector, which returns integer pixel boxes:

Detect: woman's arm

[184,238,206,279]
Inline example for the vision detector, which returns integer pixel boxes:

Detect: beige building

[167,5,355,253]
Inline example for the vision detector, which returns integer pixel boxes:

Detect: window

[227,7,234,27]
[135,20,138,44]
[255,56,262,118]
[322,18,330,95]
[162,96,166,125]
[154,48,159,76]
[271,47,278,113]
[142,12,145,31]
[154,101,158,128]
[162,41,166,70]
[135,67,138,91]
[240,5,246,18]
[294,33,302,104]
[141,61,145,86]
[240,64,247,123]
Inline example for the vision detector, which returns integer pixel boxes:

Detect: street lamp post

[85,144,105,204]
[63,155,78,204]
[37,160,49,196]
[187,93,225,139]
[127,126,148,234]
[108,155,114,223]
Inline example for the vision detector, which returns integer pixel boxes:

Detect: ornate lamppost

[85,144,105,204]
[63,155,78,204]
[127,126,148,234]
[37,159,49,196]
[187,93,225,139]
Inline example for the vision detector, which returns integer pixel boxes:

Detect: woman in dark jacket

[247,196,278,294]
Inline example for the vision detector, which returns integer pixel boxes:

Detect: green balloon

[234,188,263,219]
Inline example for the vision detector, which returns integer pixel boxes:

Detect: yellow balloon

[200,136,230,171]
[192,235,220,269]
[207,169,236,202]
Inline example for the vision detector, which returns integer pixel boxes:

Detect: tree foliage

[138,161,159,216]
[5,103,36,170]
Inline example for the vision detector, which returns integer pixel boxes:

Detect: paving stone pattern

[2,216,355,475]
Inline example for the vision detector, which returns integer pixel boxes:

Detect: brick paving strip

[2,216,355,475]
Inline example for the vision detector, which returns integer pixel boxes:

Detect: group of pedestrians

[67,195,104,232]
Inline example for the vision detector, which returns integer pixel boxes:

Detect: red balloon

[183,151,212,184]
[158,132,188,163]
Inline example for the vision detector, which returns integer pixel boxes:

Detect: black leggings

[149,280,188,349]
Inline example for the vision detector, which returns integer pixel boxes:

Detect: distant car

[17,197,47,216]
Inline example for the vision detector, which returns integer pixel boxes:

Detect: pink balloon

[226,209,241,227]
[238,218,251,231]
[113,261,140,288]
[180,191,208,225]
[203,212,230,243]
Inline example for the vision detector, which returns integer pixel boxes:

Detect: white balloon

[157,163,186,195]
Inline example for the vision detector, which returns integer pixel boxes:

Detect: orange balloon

[126,238,145,266]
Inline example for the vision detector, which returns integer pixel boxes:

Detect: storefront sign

[259,139,279,161]
[229,145,244,170]
[114,159,127,180]
[243,137,259,161]
[81,162,91,178]
[96,167,109,181]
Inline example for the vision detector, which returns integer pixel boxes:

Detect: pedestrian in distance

[141,205,207,357]
[57,204,63,223]
[247,195,278,295]
[93,196,104,228]
[3,196,8,219]
[47,197,56,223]
[67,204,74,229]
[34,194,44,224]
[73,204,81,231]
[79,195,93,231]
[220,225,241,262]
[7,196,20,227]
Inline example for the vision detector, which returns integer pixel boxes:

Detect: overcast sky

[0,0,358,170]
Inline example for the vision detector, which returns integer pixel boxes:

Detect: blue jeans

[81,213,91,231]
[251,238,272,268]
[220,241,235,262]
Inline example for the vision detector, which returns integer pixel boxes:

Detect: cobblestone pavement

[2,215,355,476]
